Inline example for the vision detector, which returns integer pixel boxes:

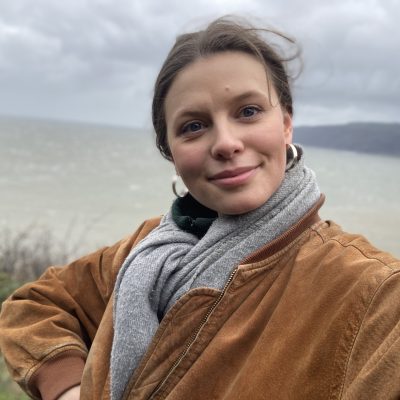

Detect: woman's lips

[209,166,258,186]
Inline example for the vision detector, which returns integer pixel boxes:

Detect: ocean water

[1,117,399,258]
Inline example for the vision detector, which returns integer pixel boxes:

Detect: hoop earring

[285,144,298,172]
[172,174,188,198]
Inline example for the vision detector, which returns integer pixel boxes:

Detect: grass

[0,223,87,399]
[0,356,28,400]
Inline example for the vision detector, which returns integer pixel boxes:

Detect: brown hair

[152,16,299,161]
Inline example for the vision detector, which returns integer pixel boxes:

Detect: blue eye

[181,121,205,134]
[240,106,260,118]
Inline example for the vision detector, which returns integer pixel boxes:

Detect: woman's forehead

[165,52,275,116]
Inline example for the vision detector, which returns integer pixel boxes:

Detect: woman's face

[165,51,293,215]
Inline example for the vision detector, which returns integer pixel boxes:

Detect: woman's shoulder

[127,216,162,244]
[308,219,400,277]
[107,216,163,254]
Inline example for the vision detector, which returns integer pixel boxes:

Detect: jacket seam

[331,238,393,267]
[25,344,87,397]
[335,270,400,399]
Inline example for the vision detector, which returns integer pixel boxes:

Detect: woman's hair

[152,16,299,161]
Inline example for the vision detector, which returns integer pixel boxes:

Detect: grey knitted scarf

[111,156,320,400]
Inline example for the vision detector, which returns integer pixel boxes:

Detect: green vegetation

[0,272,21,304]
[0,357,28,400]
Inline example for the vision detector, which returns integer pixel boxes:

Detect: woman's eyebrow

[231,90,267,102]
[173,107,209,121]
[170,90,268,122]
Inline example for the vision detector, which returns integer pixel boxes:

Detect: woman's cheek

[174,148,205,177]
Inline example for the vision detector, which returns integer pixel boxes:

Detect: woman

[1,17,400,400]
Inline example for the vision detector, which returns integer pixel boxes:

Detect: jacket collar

[241,194,325,264]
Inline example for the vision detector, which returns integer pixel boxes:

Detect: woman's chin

[215,198,267,216]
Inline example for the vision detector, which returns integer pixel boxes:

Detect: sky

[0,0,399,128]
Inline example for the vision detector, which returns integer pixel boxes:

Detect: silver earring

[172,174,188,198]
[285,144,298,172]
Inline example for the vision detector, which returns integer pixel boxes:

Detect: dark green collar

[171,194,218,239]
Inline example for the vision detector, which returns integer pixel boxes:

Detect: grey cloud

[0,0,399,126]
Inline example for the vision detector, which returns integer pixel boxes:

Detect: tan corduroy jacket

[1,197,400,400]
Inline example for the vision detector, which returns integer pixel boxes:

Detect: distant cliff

[295,122,400,157]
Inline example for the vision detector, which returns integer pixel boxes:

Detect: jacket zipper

[129,200,322,400]
[146,268,238,400]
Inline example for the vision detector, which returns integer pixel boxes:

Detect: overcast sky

[0,0,399,128]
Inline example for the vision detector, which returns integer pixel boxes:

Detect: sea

[1,116,399,259]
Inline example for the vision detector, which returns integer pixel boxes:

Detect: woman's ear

[283,112,293,144]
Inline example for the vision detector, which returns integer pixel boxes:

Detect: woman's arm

[0,241,125,400]
[57,385,81,400]
[0,218,161,400]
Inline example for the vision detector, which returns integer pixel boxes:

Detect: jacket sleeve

[0,217,161,400]
[341,269,400,399]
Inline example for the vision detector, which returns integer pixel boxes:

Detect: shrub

[0,224,73,282]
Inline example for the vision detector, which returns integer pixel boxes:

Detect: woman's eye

[240,106,261,118]
[181,121,205,134]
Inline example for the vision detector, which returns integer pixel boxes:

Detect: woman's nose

[210,123,244,160]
